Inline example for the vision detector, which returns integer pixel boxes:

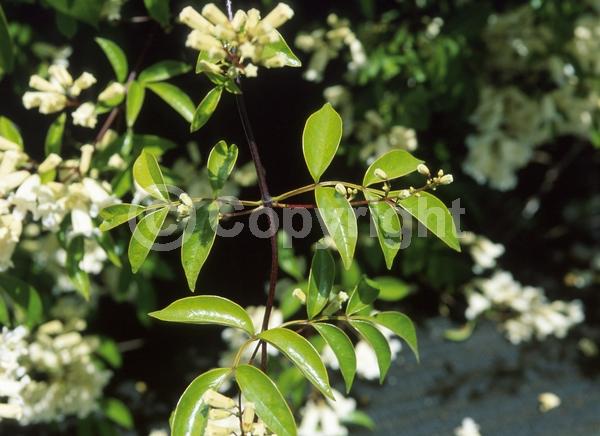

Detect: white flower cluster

[179,2,295,78]
[454,417,482,436]
[321,323,402,381]
[298,389,357,436]
[295,13,366,82]
[0,139,117,274]
[219,306,283,367]
[465,271,584,344]
[464,6,600,190]
[199,389,273,435]
[461,232,505,274]
[0,321,111,424]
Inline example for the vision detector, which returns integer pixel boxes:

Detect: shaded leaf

[346,277,379,316]
[181,201,219,291]
[102,398,133,429]
[139,60,190,83]
[147,82,195,123]
[371,311,419,361]
[367,193,401,269]
[95,37,128,82]
[44,113,66,156]
[259,327,333,399]
[314,186,357,270]
[191,87,222,132]
[144,0,170,27]
[0,116,23,147]
[66,236,90,300]
[236,365,297,436]
[313,323,356,393]
[349,320,391,383]
[306,249,335,319]
[303,103,342,182]
[99,204,146,231]
[128,207,169,273]
[150,296,255,335]
[0,5,14,76]
[126,81,145,127]
[0,274,42,327]
[207,141,237,193]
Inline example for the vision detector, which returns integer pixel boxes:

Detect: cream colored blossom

[72,103,97,128]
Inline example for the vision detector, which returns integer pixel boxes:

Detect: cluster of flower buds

[202,389,272,435]
[334,183,359,200]
[418,164,454,187]
[179,2,296,79]
[22,65,96,114]
[176,192,195,219]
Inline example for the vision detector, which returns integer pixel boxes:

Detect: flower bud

[48,65,73,87]
[244,64,258,77]
[260,3,294,30]
[202,4,230,27]
[38,153,62,173]
[242,402,256,432]
[98,82,126,103]
[29,75,63,93]
[179,193,194,208]
[292,288,306,304]
[374,168,388,180]
[437,169,444,177]
[79,144,94,175]
[179,6,213,31]
[208,408,232,420]
[203,389,236,409]
[72,72,97,95]
[231,10,247,31]
[417,163,430,177]
[439,174,454,185]
[245,9,262,33]
[335,183,347,196]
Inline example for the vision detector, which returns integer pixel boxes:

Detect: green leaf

[126,81,145,127]
[191,87,222,132]
[259,327,333,399]
[207,141,237,193]
[0,116,23,147]
[277,231,305,281]
[0,5,14,76]
[397,191,461,252]
[149,296,255,335]
[172,368,231,436]
[370,276,412,302]
[132,134,177,157]
[349,320,391,383]
[132,151,169,201]
[346,277,379,316]
[367,193,401,269]
[128,207,169,273]
[44,113,66,156]
[147,82,195,123]
[99,204,146,231]
[342,410,376,430]
[66,237,90,300]
[302,103,343,182]
[444,322,475,342]
[139,60,191,83]
[102,398,133,429]
[306,249,335,319]
[97,339,122,368]
[362,150,423,186]
[95,38,128,82]
[314,186,357,270]
[313,323,356,393]
[45,0,103,26]
[0,293,9,326]
[0,274,42,328]
[261,30,302,68]
[181,201,219,291]
[371,311,419,361]
[144,0,170,27]
[55,11,78,38]
[236,365,297,436]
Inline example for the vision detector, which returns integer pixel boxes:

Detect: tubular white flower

[201,4,230,27]
[244,63,258,77]
[260,3,294,30]
[439,174,454,185]
[374,168,388,180]
[263,52,288,68]
[231,10,247,31]
[71,72,97,96]
[29,75,63,93]
[0,136,21,151]
[38,153,62,173]
[98,82,126,103]
[185,31,227,57]
[0,171,30,196]
[245,9,262,34]
[417,163,431,177]
[48,65,73,87]
[179,6,214,31]
[79,144,95,175]
[203,389,236,409]
[72,103,97,128]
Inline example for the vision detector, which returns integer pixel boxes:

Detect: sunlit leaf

[132,151,169,201]
[302,103,342,182]
[99,204,146,231]
[346,277,379,316]
[139,60,191,83]
[371,311,419,361]
[366,193,401,269]
[261,30,302,68]
[362,150,423,186]
[313,323,356,393]
[207,141,237,193]
[44,113,66,156]
[306,249,335,319]
[0,116,23,147]
[147,82,195,123]
[128,207,169,273]
[126,81,145,127]
[190,86,222,132]
[349,320,391,383]
[95,37,128,82]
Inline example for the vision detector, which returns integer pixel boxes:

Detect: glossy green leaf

[172,368,231,436]
[0,293,9,326]
[95,38,128,82]
[306,249,335,319]
[147,82,195,123]
[314,186,357,270]
[0,274,42,328]
[363,150,423,186]
[132,134,177,156]
[237,365,296,436]
[66,236,90,300]
[191,87,222,132]
[99,204,146,231]
[370,276,412,302]
[366,193,401,269]
[44,113,66,156]
[150,296,255,335]
[346,277,379,316]
[128,207,169,273]
[349,320,391,383]
[261,31,302,68]
[132,151,169,201]
[0,5,14,76]
[102,398,133,429]
[397,191,460,252]
[313,323,356,393]
[259,327,333,399]
[144,0,170,27]
[126,81,145,127]
[139,60,190,83]
[181,201,219,291]
[0,116,23,147]
[342,410,376,430]
[371,311,419,361]
[303,103,343,182]
[207,141,237,193]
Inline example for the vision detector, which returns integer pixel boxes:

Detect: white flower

[538,392,561,412]
[465,293,491,320]
[298,389,355,436]
[98,82,125,103]
[78,240,108,274]
[454,417,482,436]
[467,235,505,273]
[72,103,97,128]
[0,215,22,272]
